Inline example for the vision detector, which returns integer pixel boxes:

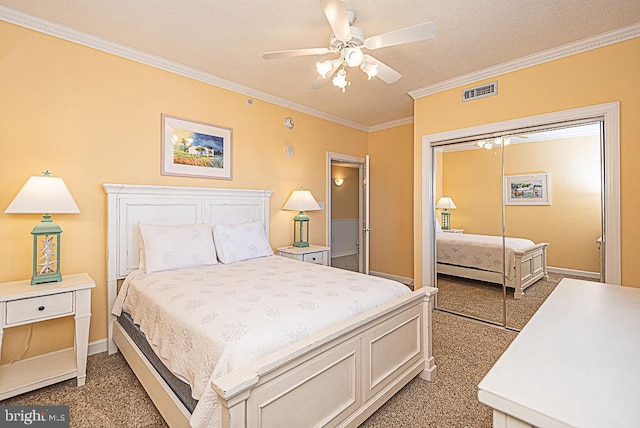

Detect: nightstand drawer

[5,292,74,325]
[303,252,324,265]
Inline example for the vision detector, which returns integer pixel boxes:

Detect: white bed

[436,232,548,299]
[104,183,437,428]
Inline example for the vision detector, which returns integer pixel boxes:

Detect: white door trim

[421,101,621,287]
[327,152,365,272]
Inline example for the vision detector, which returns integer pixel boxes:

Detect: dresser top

[478,278,640,427]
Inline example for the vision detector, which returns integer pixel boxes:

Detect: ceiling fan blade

[363,54,401,84]
[364,22,436,50]
[320,0,352,42]
[310,62,341,89]
[263,48,332,60]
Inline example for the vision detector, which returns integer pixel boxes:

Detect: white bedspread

[436,233,535,280]
[112,255,409,428]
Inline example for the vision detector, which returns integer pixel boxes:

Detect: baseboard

[370,271,414,286]
[547,266,600,280]
[89,339,108,356]
[331,250,357,258]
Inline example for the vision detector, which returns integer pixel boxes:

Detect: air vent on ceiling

[462,81,498,102]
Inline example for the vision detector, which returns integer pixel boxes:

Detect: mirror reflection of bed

[434,123,603,330]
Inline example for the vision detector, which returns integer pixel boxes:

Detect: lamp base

[31,272,62,285]
[441,210,451,230]
[293,241,310,248]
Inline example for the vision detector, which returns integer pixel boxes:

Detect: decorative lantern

[31,216,63,284]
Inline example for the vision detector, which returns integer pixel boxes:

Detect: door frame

[421,102,621,288]
[326,152,365,272]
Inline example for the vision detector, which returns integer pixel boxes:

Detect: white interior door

[363,155,370,274]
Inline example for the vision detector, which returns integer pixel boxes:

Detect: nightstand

[443,229,464,234]
[0,273,95,400]
[276,245,330,266]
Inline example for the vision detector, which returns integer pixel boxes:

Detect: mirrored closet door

[433,142,506,326]
[432,122,604,331]
[503,124,603,330]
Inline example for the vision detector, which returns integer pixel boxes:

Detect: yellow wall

[0,22,369,363]
[330,165,359,220]
[414,37,640,287]
[440,136,601,272]
[368,123,414,279]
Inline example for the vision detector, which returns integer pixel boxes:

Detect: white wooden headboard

[103,183,273,352]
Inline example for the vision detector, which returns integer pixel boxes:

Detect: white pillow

[213,222,273,264]
[138,227,147,270]
[139,223,217,273]
[435,221,443,233]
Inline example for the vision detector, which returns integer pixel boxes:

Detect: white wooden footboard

[213,287,437,428]
[111,287,436,428]
[437,242,549,300]
[509,243,549,299]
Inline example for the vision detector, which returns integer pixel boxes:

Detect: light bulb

[344,47,364,67]
[332,69,348,90]
[316,60,333,78]
[361,62,378,79]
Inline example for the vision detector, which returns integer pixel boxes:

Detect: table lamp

[436,196,457,230]
[5,171,80,285]
[282,188,321,247]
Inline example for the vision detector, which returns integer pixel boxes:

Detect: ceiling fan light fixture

[344,47,364,67]
[361,61,378,79]
[316,60,334,78]
[332,68,349,93]
[477,140,494,150]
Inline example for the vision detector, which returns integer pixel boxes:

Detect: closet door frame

[421,102,620,297]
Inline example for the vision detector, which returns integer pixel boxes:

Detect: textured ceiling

[2,1,639,127]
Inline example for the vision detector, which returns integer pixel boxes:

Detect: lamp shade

[283,189,321,212]
[5,176,80,214]
[436,197,457,210]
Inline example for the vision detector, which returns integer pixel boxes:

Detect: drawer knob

[38,306,45,311]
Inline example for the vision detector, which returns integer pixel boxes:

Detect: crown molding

[408,22,640,99]
[0,5,369,132]
[368,116,414,132]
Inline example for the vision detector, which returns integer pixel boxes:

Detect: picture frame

[161,114,232,180]
[504,173,551,206]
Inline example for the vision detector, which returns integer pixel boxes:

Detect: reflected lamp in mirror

[282,188,321,248]
[332,178,344,187]
[436,196,457,230]
[4,171,80,285]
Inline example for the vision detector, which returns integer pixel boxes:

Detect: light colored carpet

[436,272,595,330]
[1,350,167,427]
[1,311,516,427]
[332,254,359,272]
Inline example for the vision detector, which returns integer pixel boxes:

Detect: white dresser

[478,278,640,427]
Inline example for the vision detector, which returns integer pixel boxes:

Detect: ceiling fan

[262,0,436,93]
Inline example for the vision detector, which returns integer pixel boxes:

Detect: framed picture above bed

[161,114,232,180]
[504,172,551,206]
